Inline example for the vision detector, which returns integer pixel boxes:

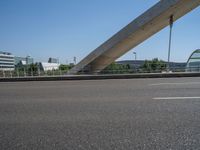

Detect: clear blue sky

[0,0,200,63]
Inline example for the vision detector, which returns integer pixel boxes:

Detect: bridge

[69,0,200,74]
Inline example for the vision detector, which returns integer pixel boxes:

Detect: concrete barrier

[1,72,200,82]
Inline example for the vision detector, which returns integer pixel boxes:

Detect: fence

[0,67,200,78]
[100,66,187,74]
[0,69,69,78]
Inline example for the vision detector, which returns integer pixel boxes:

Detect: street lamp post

[133,52,137,61]
[73,57,77,65]
[133,52,137,73]
[167,15,174,72]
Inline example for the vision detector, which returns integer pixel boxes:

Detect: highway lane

[0,77,200,149]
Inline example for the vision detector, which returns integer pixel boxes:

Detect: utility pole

[167,15,174,72]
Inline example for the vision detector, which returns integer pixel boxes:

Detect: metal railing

[100,67,187,74]
[0,67,200,78]
[0,69,69,78]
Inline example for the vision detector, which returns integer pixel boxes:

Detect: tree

[59,64,69,71]
[28,63,38,72]
[103,62,130,74]
[141,58,166,72]
[59,64,74,71]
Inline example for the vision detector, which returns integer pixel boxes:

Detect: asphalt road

[1,77,200,150]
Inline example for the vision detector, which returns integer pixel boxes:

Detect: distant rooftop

[0,51,12,55]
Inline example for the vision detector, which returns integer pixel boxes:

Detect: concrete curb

[1,72,200,82]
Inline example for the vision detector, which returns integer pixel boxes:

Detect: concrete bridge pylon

[69,0,200,74]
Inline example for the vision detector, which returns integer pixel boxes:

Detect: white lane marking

[153,97,200,100]
[150,82,200,86]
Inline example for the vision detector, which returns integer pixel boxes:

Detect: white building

[38,62,60,71]
[0,51,15,71]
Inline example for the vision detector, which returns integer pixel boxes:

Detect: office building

[48,57,59,64]
[15,56,34,66]
[0,51,15,71]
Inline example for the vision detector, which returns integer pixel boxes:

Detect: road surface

[1,77,200,149]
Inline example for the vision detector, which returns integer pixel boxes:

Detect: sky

[0,0,200,64]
